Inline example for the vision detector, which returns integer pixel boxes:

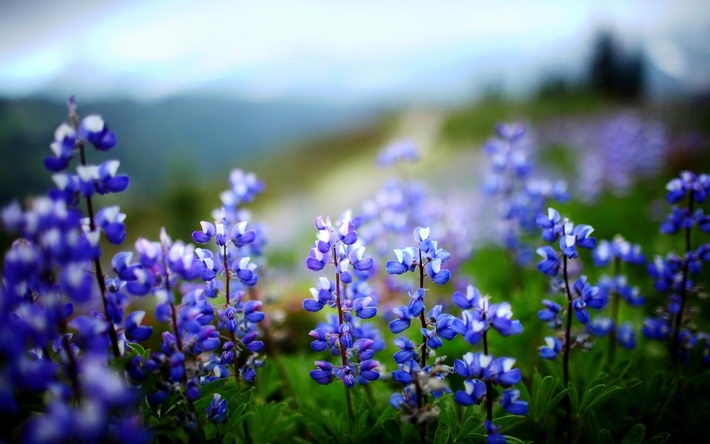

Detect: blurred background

[1,0,709,267]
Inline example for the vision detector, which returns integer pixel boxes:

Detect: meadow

[1,94,709,443]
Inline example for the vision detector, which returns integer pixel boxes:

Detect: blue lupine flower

[385,247,418,274]
[393,337,417,364]
[454,352,491,380]
[220,169,264,208]
[95,206,127,244]
[617,322,636,349]
[454,378,487,406]
[232,256,259,287]
[537,207,563,242]
[192,221,216,244]
[539,336,562,359]
[593,235,645,266]
[665,171,710,204]
[359,360,381,381]
[78,114,117,151]
[452,284,482,310]
[456,289,522,345]
[303,277,335,312]
[559,221,596,258]
[661,207,694,234]
[573,276,606,310]
[377,139,419,167]
[231,221,257,247]
[123,311,153,342]
[489,302,523,336]
[642,316,671,340]
[44,123,77,171]
[572,298,589,324]
[536,246,560,276]
[485,419,506,444]
[501,388,529,415]
[206,393,228,424]
[487,357,522,387]
[426,258,451,285]
[390,384,419,411]
[586,316,614,337]
[538,299,562,324]
[353,296,377,319]
[389,304,414,334]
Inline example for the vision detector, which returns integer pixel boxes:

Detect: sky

[1,0,709,103]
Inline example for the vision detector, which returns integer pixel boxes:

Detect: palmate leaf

[577,383,621,416]
[503,435,533,444]
[433,423,451,444]
[529,372,570,421]
[597,428,615,444]
[247,401,298,443]
[619,423,645,444]
[495,414,527,431]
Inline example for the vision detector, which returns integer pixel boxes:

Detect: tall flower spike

[646,171,710,363]
[536,207,598,442]
[301,212,381,428]
[386,226,458,431]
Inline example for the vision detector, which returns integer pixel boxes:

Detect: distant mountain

[0,95,383,204]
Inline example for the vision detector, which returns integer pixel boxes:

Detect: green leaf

[647,432,671,444]
[502,435,531,444]
[567,382,580,415]
[125,341,147,357]
[494,414,527,431]
[434,423,451,444]
[597,428,614,444]
[247,401,297,443]
[529,373,570,421]
[578,384,621,415]
[619,423,645,444]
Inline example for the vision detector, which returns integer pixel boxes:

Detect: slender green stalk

[482,327,493,425]
[418,248,428,368]
[416,248,428,442]
[562,255,573,444]
[332,246,354,430]
[222,244,241,386]
[607,257,621,365]
[77,142,121,359]
[671,194,694,363]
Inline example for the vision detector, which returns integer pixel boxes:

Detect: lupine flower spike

[536,207,597,442]
[302,213,380,427]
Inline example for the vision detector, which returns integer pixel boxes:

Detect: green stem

[482,328,493,425]
[418,249,428,368]
[671,194,694,363]
[78,143,121,359]
[223,245,241,386]
[608,257,621,366]
[332,246,354,431]
[562,255,573,444]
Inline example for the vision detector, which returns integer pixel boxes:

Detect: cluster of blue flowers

[384,227,457,422]
[0,99,271,441]
[482,123,569,265]
[303,213,383,389]
[535,208,600,356]
[644,172,710,362]
[6,97,710,443]
[359,141,475,297]
[585,235,646,351]
[540,111,668,202]
[451,284,527,439]
[381,226,528,440]
[0,98,147,442]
